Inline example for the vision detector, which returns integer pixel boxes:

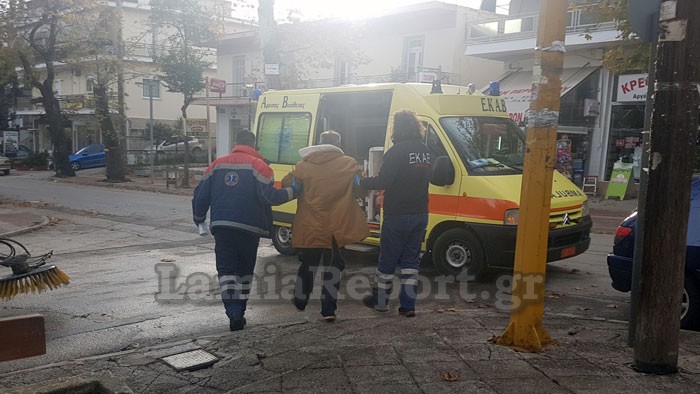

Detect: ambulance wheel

[272,225,297,255]
[432,228,486,281]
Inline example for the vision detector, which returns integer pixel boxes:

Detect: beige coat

[281,145,369,248]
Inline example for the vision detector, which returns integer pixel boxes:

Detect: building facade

[12,0,251,160]
[465,0,645,185]
[203,1,506,158]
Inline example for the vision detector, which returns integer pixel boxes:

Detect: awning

[498,66,598,125]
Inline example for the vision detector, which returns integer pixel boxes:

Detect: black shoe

[229,317,246,331]
[292,297,307,311]
[363,295,388,312]
[398,307,416,317]
[320,314,337,323]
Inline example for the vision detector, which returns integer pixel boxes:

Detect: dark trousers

[295,238,345,317]
[214,228,260,320]
[375,213,429,310]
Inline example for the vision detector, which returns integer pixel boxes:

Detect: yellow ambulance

[252,83,591,280]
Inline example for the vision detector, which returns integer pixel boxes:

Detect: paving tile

[483,377,570,394]
[281,368,349,390]
[419,381,497,394]
[353,383,422,394]
[469,359,545,380]
[457,343,522,361]
[527,357,609,377]
[341,345,401,366]
[345,365,413,386]
[403,361,477,384]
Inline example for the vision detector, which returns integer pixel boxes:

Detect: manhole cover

[161,349,219,371]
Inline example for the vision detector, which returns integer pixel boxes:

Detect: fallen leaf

[445,307,457,313]
[477,303,492,309]
[574,287,583,290]
[591,284,599,288]
[570,268,581,274]
[576,307,590,311]
[545,290,565,299]
[440,371,461,382]
[568,328,580,336]
[487,335,498,343]
[606,304,618,309]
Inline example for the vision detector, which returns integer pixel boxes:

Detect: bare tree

[1,0,106,177]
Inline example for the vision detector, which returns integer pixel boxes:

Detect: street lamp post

[148,81,154,181]
[138,80,156,181]
[246,83,253,130]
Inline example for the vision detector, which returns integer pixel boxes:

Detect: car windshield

[439,116,525,175]
[74,147,88,155]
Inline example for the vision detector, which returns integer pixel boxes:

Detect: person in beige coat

[281,130,369,321]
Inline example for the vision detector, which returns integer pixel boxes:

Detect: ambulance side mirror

[431,156,454,186]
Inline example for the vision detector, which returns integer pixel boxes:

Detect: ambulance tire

[432,228,486,281]
[271,225,297,255]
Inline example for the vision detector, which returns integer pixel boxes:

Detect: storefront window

[559,69,600,127]
[606,104,644,181]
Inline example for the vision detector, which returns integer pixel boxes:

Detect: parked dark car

[607,176,700,330]
[69,144,106,171]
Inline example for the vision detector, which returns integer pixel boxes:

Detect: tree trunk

[42,89,74,177]
[95,84,125,182]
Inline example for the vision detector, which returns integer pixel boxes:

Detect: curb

[0,214,51,238]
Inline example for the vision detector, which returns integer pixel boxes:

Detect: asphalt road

[0,171,629,373]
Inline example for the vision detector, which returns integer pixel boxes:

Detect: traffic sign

[628,0,661,42]
[209,78,226,94]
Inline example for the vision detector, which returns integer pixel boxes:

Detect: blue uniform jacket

[192,145,295,238]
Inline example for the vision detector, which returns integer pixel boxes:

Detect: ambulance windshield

[439,117,524,175]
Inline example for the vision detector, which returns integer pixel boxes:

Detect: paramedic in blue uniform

[361,109,431,317]
[192,130,300,331]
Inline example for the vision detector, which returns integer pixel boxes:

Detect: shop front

[605,73,647,182]
[498,66,601,187]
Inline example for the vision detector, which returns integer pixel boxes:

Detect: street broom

[0,237,69,300]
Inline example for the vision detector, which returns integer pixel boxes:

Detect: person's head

[235,130,256,148]
[319,130,342,147]
[391,109,425,143]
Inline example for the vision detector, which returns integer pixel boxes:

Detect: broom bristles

[0,266,70,300]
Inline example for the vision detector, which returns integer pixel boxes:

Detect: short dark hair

[235,130,256,147]
[391,109,425,143]
[319,130,341,147]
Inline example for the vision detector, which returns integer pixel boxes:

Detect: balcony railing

[125,42,217,65]
[466,5,617,44]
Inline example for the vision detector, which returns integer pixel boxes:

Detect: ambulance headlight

[582,200,590,217]
[504,209,519,226]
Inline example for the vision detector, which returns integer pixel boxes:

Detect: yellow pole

[496,0,568,352]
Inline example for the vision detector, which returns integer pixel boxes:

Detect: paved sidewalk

[1,309,699,393]
[0,204,51,238]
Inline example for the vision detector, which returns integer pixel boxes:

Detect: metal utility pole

[496,0,567,352]
[634,0,699,374]
[205,77,212,166]
[148,82,155,181]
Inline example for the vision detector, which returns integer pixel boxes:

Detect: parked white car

[144,136,204,154]
[0,155,10,175]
